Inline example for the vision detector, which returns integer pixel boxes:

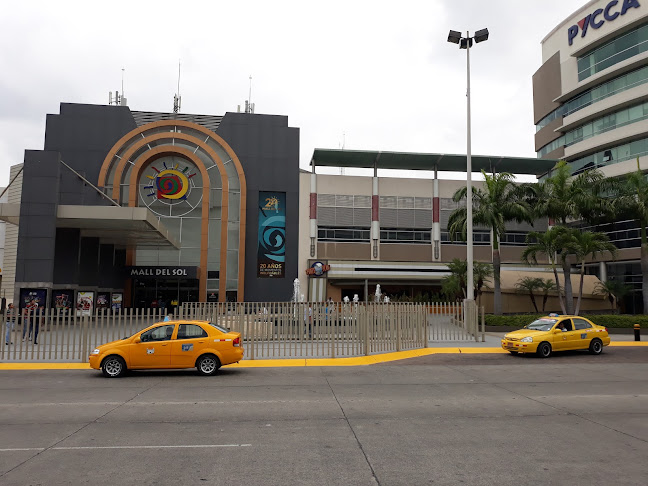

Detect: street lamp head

[474,28,489,43]
[447,30,461,44]
[459,37,473,49]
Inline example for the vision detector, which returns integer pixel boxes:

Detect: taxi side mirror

[553,328,562,334]
[134,337,141,343]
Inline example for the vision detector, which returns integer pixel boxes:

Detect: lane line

[0,444,251,453]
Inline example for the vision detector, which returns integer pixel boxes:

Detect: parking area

[1,347,647,485]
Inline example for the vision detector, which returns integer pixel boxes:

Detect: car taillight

[233,337,240,347]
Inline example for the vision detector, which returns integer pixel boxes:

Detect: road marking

[0,444,251,452]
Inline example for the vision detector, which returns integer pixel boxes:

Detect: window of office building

[577,22,648,81]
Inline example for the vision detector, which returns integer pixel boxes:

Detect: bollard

[634,324,641,342]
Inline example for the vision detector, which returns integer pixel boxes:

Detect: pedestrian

[22,300,39,344]
[5,303,15,345]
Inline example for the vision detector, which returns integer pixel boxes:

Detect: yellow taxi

[89,320,244,377]
[501,315,610,358]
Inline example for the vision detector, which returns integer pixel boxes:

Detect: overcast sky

[0,0,587,186]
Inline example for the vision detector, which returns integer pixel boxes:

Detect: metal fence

[0,302,482,362]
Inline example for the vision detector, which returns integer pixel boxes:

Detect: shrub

[485,314,646,328]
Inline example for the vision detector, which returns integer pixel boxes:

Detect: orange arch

[98,119,247,302]
[127,146,216,301]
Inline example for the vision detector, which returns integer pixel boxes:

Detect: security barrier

[0,302,482,362]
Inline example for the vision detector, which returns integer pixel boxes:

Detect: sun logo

[263,197,280,212]
[145,162,196,200]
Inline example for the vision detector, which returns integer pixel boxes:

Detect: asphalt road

[1,347,647,486]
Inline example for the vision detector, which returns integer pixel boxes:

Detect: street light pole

[447,28,488,304]
[465,30,474,301]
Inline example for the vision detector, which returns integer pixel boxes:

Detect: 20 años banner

[258,192,286,278]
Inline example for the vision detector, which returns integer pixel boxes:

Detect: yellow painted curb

[1,343,646,370]
[0,363,91,370]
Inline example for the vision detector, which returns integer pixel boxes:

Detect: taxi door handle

[161,343,169,346]
[198,341,205,344]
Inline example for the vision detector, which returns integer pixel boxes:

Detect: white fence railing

[0,302,483,362]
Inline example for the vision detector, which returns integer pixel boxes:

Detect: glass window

[578,23,648,81]
[141,325,175,342]
[177,324,208,339]
[573,318,592,330]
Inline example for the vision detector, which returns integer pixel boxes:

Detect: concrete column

[309,162,317,258]
[371,164,380,260]
[599,261,607,283]
[432,166,441,261]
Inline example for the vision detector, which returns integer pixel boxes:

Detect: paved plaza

[1,346,647,485]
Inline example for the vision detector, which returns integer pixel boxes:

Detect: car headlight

[91,348,100,355]
[521,337,533,343]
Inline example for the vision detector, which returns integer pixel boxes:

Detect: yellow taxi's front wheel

[102,355,127,378]
[536,342,552,358]
[196,354,221,376]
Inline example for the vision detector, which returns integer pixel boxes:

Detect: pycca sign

[568,0,641,46]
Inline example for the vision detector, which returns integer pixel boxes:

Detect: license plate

[506,343,516,348]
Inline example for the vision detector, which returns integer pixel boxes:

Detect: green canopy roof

[311,149,556,176]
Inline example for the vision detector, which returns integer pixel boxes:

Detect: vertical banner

[258,191,286,278]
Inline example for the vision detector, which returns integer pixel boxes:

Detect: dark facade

[13,103,299,307]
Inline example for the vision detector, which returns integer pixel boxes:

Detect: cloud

[0,0,586,185]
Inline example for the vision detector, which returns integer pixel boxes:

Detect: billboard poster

[257,191,286,278]
[76,291,94,316]
[19,289,46,311]
[96,292,110,310]
[111,293,123,311]
[53,291,72,311]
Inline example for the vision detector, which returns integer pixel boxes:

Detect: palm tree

[474,262,493,308]
[532,161,614,314]
[538,279,556,312]
[611,158,648,314]
[522,226,573,315]
[570,229,617,315]
[514,277,543,312]
[593,279,631,313]
[447,170,533,315]
[441,258,493,305]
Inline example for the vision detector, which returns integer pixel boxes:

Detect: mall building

[533,0,648,312]
[0,103,299,310]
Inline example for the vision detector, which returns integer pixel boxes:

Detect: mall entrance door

[133,278,200,312]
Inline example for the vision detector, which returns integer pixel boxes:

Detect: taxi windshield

[524,319,558,331]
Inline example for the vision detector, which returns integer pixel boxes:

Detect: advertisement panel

[257,191,286,278]
[111,293,123,311]
[96,292,110,310]
[53,291,72,311]
[19,289,46,311]
[76,291,94,316]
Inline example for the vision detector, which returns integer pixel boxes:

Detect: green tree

[569,229,617,315]
[611,158,648,314]
[514,277,543,313]
[447,170,533,315]
[531,161,613,314]
[522,226,573,315]
[593,279,631,314]
[538,279,556,312]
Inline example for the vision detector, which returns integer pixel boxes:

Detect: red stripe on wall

[372,195,379,221]
[310,193,317,219]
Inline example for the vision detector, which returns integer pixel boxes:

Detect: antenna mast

[108,68,127,106]
[173,60,182,113]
